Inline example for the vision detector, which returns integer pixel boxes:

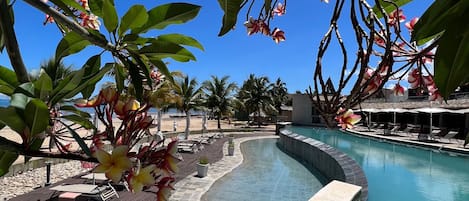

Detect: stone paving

[169,135,279,201]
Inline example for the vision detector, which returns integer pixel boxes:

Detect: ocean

[0,98,200,116]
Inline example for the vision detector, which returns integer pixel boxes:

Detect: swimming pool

[288,126,469,201]
[201,138,325,201]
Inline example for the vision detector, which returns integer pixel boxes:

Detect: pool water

[288,126,469,201]
[201,138,325,201]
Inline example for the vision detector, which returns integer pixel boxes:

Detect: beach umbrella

[379,108,416,125]
[358,108,380,127]
[410,107,455,134]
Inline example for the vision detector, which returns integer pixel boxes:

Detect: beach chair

[441,131,458,143]
[99,183,119,201]
[429,129,447,141]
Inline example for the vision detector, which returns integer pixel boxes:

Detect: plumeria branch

[23,0,116,52]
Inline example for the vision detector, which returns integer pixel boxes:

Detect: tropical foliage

[173,75,203,139]
[0,0,203,199]
[238,74,276,127]
[202,75,238,129]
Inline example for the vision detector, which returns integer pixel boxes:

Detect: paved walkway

[169,135,279,201]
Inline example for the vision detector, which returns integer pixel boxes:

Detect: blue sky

[0,0,433,96]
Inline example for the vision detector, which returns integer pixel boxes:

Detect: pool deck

[347,126,469,156]
[169,135,279,201]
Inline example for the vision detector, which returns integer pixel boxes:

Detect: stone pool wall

[278,130,368,201]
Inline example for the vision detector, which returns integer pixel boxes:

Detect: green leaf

[24,99,49,136]
[80,55,101,99]
[58,64,112,102]
[0,65,19,95]
[102,0,118,33]
[56,32,91,60]
[123,59,143,100]
[33,72,53,100]
[0,149,18,177]
[119,5,148,37]
[50,0,86,14]
[371,0,412,19]
[88,0,104,17]
[50,70,84,105]
[217,0,243,36]
[411,0,464,44]
[140,40,196,62]
[434,24,469,98]
[156,34,204,51]
[122,34,150,45]
[133,3,201,34]
[63,123,92,156]
[60,105,91,118]
[114,63,125,92]
[0,107,27,135]
[264,0,272,17]
[61,115,94,129]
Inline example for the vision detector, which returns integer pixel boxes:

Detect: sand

[0,113,244,165]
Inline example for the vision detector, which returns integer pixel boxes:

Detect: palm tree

[202,75,238,129]
[149,71,183,133]
[270,78,288,121]
[238,74,275,127]
[173,75,203,139]
[32,58,74,87]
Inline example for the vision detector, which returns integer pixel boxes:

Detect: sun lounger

[99,183,119,201]
[177,140,202,153]
[441,131,458,143]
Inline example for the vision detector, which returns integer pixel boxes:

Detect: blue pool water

[288,126,469,201]
[202,138,325,201]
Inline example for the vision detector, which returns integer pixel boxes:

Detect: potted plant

[197,156,209,177]
[228,134,235,144]
[228,141,235,156]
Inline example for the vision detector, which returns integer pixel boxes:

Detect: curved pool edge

[278,129,369,201]
[169,135,279,201]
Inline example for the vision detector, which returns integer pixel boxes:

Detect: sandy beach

[0,113,247,167]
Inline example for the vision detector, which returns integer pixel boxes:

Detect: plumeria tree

[217,0,468,134]
[0,0,203,199]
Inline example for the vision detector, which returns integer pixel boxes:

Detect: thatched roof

[357,99,469,110]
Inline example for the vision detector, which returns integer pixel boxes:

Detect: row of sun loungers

[362,123,461,144]
[177,133,224,153]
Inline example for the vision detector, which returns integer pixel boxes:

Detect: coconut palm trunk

[157,110,162,132]
[185,110,191,139]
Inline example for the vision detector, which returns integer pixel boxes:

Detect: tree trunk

[257,108,261,128]
[157,110,162,132]
[184,111,191,140]
[217,114,221,129]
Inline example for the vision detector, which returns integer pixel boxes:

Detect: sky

[0,0,434,97]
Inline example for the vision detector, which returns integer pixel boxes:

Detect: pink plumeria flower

[428,84,443,103]
[422,75,434,86]
[335,108,362,129]
[272,28,286,44]
[272,3,286,16]
[259,20,271,36]
[407,68,420,89]
[374,31,386,47]
[79,0,90,11]
[80,13,101,30]
[361,67,383,94]
[405,17,418,32]
[244,17,260,35]
[393,83,405,96]
[388,9,406,26]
